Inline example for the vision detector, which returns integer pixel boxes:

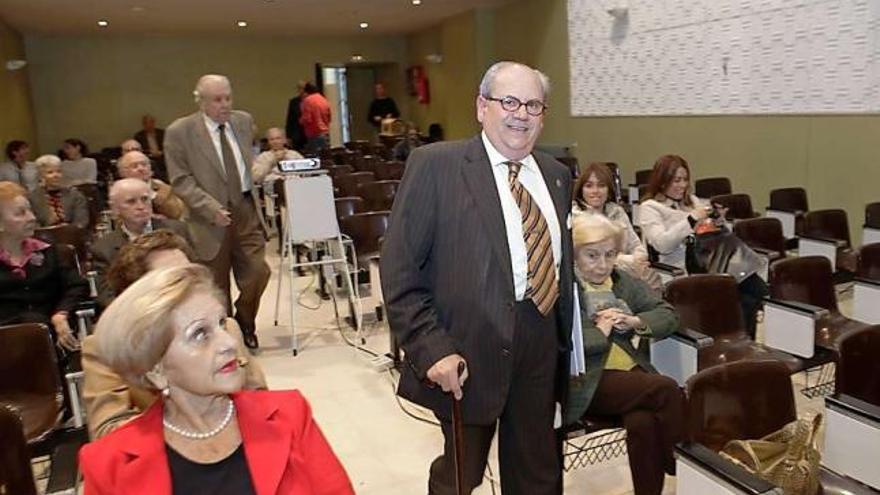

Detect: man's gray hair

[193,74,231,104]
[109,177,150,208]
[34,154,61,173]
[478,61,551,101]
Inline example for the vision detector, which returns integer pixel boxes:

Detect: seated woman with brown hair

[82,230,268,440]
[566,214,683,495]
[79,264,354,494]
[28,154,89,229]
[0,180,87,351]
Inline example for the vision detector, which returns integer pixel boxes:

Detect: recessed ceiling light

[351,54,365,62]
[359,22,369,29]
[412,0,422,5]
[237,20,248,28]
[97,19,109,27]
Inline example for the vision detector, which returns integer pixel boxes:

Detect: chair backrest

[665,274,746,338]
[694,177,732,199]
[804,208,851,247]
[686,360,796,451]
[326,165,355,178]
[733,217,786,257]
[353,154,381,173]
[334,172,376,197]
[344,140,370,154]
[357,180,400,211]
[556,157,579,179]
[339,211,391,256]
[34,224,88,266]
[858,243,880,281]
[73,183,102,230]
[371,143,392,161]
[710,193,756,220]
[334,196,365,221]
[0,404,38,495]
[634,169,653,186]
[769,256,838,313]
[866,202,880,229]
[374,161,405,181]
[836,325,880,407]
[769,187,808,213]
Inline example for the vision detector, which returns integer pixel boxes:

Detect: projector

[278,158,321,173]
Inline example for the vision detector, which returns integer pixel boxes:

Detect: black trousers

[584,369,684,495]
[428,300,560,495]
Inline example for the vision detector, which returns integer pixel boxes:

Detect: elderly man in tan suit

[164,74,270,349]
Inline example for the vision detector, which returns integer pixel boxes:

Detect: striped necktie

[506,161,558,316]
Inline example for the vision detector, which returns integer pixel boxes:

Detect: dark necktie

[218,124,243,205]
[506,161,558,316]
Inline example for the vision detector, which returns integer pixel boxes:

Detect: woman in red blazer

[79,264,353,495]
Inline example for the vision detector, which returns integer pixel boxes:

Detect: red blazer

[79,390,354,495]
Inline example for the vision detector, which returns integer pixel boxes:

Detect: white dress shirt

[202,114,251,192]
[482,131,562,301]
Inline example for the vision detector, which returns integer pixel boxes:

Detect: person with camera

[640,154,767,337]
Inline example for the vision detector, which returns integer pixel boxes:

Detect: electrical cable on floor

[295,272,322,310]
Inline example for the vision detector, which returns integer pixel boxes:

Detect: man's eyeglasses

[483,95,548,116]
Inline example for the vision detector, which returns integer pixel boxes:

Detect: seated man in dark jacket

[566,214,684,495]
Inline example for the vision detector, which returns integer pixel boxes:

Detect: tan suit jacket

[164,110,257,261]
[82,317,268,439]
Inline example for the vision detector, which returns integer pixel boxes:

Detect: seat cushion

[698,335,804,373]
[0,392,61,442]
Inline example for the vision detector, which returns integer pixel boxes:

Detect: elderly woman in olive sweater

[566,214,684,495]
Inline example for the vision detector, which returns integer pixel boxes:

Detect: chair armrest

[827,394,880,424]
[855,277,880,289]
[766,207,805,217]
[676,442,780,495]
[798,234,847,248]
[749,246,778,257]
[670,327,715,349]
[650,261,686,276]
[762,297,829,319]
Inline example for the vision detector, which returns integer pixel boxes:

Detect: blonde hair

[572,212,624,250]
[0,181,26,204]
[95,263,220,387]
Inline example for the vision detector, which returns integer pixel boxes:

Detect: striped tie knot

[505,161,523,184]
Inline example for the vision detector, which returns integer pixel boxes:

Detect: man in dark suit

[381,61,573,494]
[164,74,270,349]
[284,81,307,152]
[133,114,165,159]
[90,178,189,307]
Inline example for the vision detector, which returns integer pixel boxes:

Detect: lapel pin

[556,178,562,188]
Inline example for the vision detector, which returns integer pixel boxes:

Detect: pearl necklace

[163,399,235,440]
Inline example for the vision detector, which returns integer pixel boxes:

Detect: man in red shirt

[299,82,331,155]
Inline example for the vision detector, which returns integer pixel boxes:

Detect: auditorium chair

[863,202,880,245]
[353,154,381,174]
[374,160,405,181]
[634,168,653,186]
[835,325,880,406]
[767,186,809,244]
[339,211,390,264]
[556,156,579,179]
[372,142,393,160]
[357,180,400,211]
[72,183,102,231]
[853,247,880,324]
[329,147,357,166]
[627,169,653,206]
[334,197,366,222]
[661,274,805,381]
[800,209,858,276]
[733,216,787,263]
[34,224,90,272]
[0,404,38,495]
[677,360,876,495]
[764,257,868,397]
[694,177,731,200]
[334,172,376,197]
[326,164,355,178]
[344,140,370,154]
[710,193,759,221]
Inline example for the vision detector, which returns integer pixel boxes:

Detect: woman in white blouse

[640,154,767,338]
[60,138,98,187]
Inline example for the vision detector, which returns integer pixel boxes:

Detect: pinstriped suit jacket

[381,135,574,424]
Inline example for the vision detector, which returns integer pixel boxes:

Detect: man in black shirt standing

[367,82,400,129]
[284,81,307,152]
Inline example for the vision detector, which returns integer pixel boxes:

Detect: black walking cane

[452,360,467,495]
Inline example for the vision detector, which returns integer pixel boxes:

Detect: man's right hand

[214,208,232,226]
[426,354,468,400]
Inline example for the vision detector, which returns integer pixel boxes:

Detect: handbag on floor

[719,412,823,495]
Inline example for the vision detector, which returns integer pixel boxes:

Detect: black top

[367,97,400,127]
[166,444,256,495]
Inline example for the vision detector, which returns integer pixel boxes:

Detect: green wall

[24,34,408,153]
[0,17,37,152]
[495,0,880,243]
